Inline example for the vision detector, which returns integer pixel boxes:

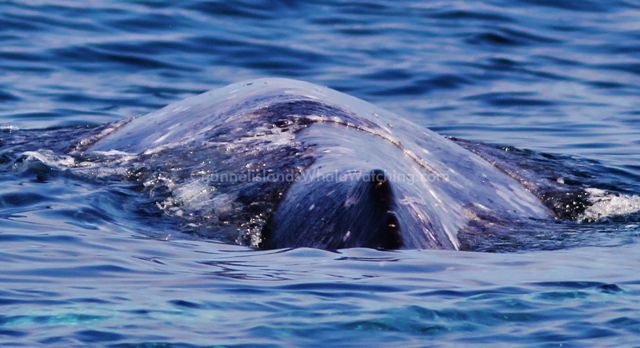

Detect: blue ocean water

[1,0,640,346]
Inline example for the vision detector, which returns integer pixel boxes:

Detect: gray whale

[87,78,554,250]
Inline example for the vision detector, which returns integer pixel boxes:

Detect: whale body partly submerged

[81,78,564,250]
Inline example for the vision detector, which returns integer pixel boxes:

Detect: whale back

[88,78,552,250]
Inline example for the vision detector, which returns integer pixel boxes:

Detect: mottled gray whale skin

[88,78,552,250]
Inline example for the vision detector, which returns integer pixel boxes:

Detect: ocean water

[1,0,640,346]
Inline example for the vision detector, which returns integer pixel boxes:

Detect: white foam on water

[17,149,138,179]
[0,125,18,131]
[19,150,76,168]
[579,188,640,222]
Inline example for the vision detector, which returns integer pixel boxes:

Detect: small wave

[515,0,614,12]
[428,9,513,22]
[18,150,76,169]
[463,91,556,107]
[0,89,18,102]
[368,74,472,96]
[11,148,135,182]
[465,27,561,47]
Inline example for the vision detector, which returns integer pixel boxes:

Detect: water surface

[1,0,640,346]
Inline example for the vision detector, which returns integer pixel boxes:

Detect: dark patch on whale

[262,168,402,249]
